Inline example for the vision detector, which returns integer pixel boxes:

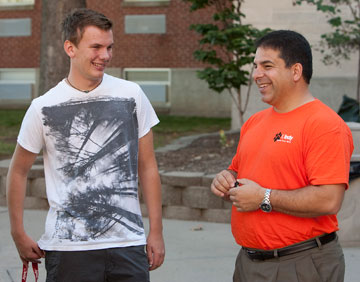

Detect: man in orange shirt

[211,30,353,282]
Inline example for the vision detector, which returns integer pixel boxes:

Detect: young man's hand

[146,231,165,271]
[12,232,44,265]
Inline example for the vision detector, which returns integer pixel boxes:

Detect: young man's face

[71,25,113,84]
[253,47,295,110]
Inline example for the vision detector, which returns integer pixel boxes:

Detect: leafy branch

[294,0,360,102]
[185,0,270,125]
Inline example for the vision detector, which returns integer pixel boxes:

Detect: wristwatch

[260,189,272,213]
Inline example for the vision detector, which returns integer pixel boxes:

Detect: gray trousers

[233,238,345,282]
[45,245,149,282]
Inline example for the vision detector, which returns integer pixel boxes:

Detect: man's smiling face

[253,47,295,109]
[71,25,114,85]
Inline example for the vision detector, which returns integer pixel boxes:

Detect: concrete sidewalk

[1,207,359,282]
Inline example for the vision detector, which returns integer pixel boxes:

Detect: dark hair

[256,30,313,84]
[61,8,112,46]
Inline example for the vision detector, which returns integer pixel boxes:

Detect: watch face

[260,203,272,213]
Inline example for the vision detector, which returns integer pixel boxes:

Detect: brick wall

[0,1,41,68]
[0,0,214,69]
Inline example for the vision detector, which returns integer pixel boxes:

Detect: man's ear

[292,63,303,82]
[64,40,76,58]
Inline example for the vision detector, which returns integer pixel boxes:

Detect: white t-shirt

[18,74,159,251]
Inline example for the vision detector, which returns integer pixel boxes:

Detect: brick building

[0,0,232,117]
[1,0,358,123]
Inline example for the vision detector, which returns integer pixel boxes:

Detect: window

[124,68,171,108]
[122,0,169,7]
[0,0,34,8]
[0,68,35,101]
[125,15,166,34]
[0,18,31,37]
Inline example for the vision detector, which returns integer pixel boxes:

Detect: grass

[0,109,26,156]
[153,115,231,149]
[0,109,231,156]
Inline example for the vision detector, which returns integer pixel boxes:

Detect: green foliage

[218,129,228,147]
[184,0,271,124]
[294,0,360,101]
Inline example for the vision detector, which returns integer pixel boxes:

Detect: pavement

[1,207,360,282]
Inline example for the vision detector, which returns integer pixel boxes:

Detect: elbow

[321,197,344,215]
[318,184,345,216]
[329,200,343,215]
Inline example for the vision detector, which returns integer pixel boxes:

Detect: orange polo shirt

[228,99,353,250]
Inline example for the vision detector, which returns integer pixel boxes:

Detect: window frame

[123,68,171,108]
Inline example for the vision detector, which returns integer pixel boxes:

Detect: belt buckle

[246,249,274,261]
[246,250,257,255]
[245,249,259,260]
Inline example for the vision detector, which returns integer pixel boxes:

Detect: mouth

[257,82,271,93]
[92,62,106,71]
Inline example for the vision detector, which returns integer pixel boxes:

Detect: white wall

[232,0,358,129]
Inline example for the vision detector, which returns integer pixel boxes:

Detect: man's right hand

[13,232,44,265]
[210,169,237,200]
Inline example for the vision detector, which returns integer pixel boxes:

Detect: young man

[211,30,353,282]
[7,8,164,282]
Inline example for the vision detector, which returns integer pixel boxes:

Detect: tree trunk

[357,47,360,103]
[230,88,244,130]
[39,0,86,95]
[238,93,244,126]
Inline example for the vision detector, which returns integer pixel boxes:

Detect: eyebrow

[254,60,274,65]
[90,43,114,48]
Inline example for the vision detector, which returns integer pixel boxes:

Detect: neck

[274,90,314,113]
[66,75,103,93]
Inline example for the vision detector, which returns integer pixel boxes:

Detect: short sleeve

[136,86,159,138]
[17,102,44,154]
[305,120,353,188]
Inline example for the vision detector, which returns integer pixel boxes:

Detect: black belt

[243,232,337,261]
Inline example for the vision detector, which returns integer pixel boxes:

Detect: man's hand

[211,170,237,200]
[229,178,266,212]
[12,232,44,265]
[146,231,165,271]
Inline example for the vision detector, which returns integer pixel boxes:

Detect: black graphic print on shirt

[42,97,144,241]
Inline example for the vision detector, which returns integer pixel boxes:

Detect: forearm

[139,167,163,233]
[270,184,345,217]
[139,159,165,270]
[138,130,163,234]
[6,144,37,238]
[230,178,345,217]
[7,170,28,239]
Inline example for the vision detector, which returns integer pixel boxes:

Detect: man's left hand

[229,178,266,212]
[146,231,165,271]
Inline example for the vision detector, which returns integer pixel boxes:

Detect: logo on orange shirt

[273,132,293,143]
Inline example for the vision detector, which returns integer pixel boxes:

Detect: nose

[100,48,112,61]
[252,66,263,82]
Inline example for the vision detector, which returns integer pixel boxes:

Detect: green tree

[294,0,360,102]
[184,0,270,125]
